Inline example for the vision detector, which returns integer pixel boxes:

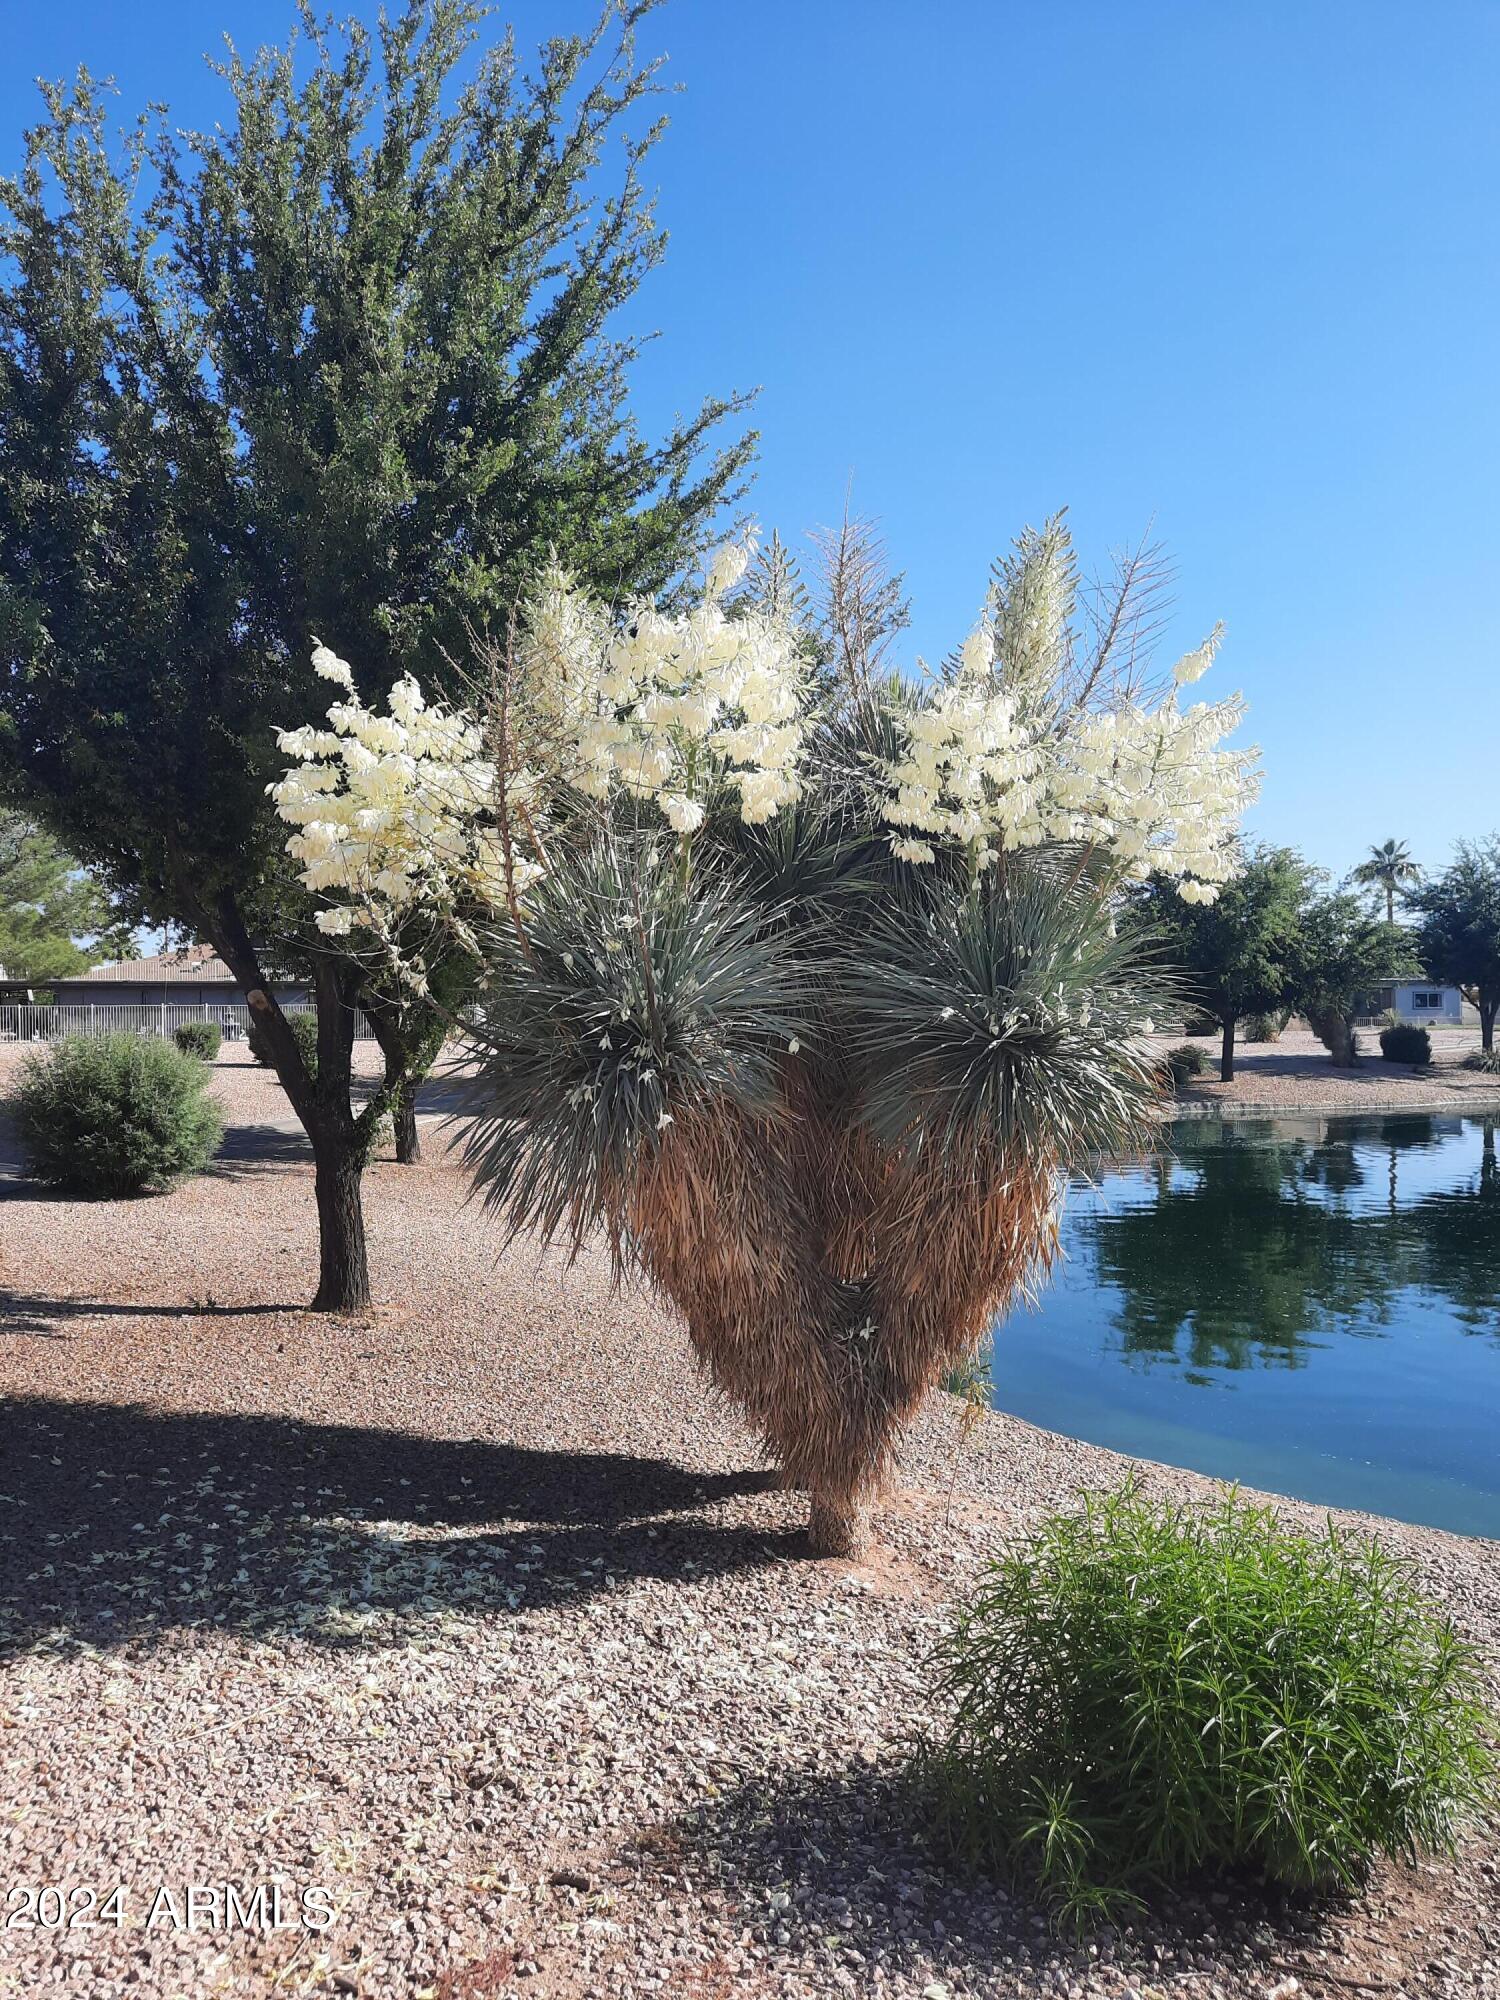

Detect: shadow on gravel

[0,1396,790,1656]
[658,1759,1328,1997]
[0,1292,301,1337]
[208,1123,314,1174]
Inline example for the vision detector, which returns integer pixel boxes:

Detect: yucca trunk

[623,1093,1060,1554]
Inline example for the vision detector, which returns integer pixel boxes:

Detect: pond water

[987,1112,1500,1538]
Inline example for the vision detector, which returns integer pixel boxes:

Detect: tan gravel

[1156,1026,1500,1118]
[1,1050,1497,2000]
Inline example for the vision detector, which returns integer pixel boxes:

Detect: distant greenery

[173,1020,222,1062]
[0,808,131,982]
[249,1009,319,1079]
[1411,839,1500,1053]
[1380,1022,1432,1066]
[1126,847,1311,1082]
[1131,849,1415,1075]
[1240,1010,1283,1042]
[920,1485,1496,1929]
[12,1033,223,1195]
[1352,838,1423,926]
[1163,1042,1209,1089]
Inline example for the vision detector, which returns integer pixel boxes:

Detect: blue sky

[3,1,1495,881]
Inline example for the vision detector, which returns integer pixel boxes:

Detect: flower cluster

[521,542,809,832]
[878,600,1255,901]
[269,643,529,977]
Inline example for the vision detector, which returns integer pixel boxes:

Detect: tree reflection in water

[1077,1116,1500,1375]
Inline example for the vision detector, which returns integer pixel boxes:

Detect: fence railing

[0,999,374,1043]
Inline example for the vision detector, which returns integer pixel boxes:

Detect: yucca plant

[282,517,1254,1551]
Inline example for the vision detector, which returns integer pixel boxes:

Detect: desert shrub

[1380,1023,1432,1066]
[919,1486,1495,1929]
[1241,1011,1282,1043]
[1181,1009,1219,1038]
[247,1008,319,1077]
[1462,1047,1500,1074]
[173,1019,222,1061]
[12,1032,224,1195]
[1164,1041,1209,1089]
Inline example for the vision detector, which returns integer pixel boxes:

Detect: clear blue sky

[4,1,1495,882]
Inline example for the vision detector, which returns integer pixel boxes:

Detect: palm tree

[1353,839,1423,925]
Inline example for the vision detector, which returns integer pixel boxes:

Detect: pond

[987,1112,1500,1538]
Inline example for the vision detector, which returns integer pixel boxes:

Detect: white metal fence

[0,1000,375,1043]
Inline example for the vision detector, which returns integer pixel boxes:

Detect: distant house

[1369,978,1467,1027]
[0,944,309,1015]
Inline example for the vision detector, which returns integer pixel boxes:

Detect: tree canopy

[1411,838,1500,1051]
[0,0,754,1305]
[1125,845,1312,1078]
[0,807,128,981]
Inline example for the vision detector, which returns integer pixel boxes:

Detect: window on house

[1412,991,1443,1010]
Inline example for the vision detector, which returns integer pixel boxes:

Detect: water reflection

[1078,1116,1500,1373]
[988,1114,1500,1536]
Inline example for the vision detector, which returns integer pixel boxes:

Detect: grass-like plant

[919,1486,1496,1929]
[12,1031,224,1195]
[1462,1047,1500,1074]
[173,1019,222,1061]
[1164,1040,1210,1089]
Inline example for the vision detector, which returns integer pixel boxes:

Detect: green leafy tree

[1351,838,1423,925]
[1125,846,1312,1081]
[1291,886,1417,1066]
[1410,838,1500,1051]
[0,806,126,981]
[0,0,752,1308]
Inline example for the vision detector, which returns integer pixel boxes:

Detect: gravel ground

[1,1048,1497,2000]
[1158,1028,1500,1118]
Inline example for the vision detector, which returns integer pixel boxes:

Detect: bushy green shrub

[919,1486,1495,1928]
[1241,1011,1282,1043]
[173,1019,222,1061]
[1181,1009,1219,1039]
[1380,1022,1432,1066]
[247,1008,319,1077]
[12,1032,224,1195]
[1164,1041,1209,1090]
[1462,1047,1500,1074]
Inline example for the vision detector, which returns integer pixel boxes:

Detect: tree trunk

[1220,1015,1236,1083]
[1482,997,1496,1053]
[393,1080,421,1164]
[807,1485,870,1558]
[1307,1005,1358,1067]
[311,1128,370,1312]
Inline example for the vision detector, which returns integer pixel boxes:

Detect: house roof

[77,945,240,986]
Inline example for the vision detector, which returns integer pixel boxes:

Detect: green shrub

[1181,1009,1218,1038]
[12,1032,224,1196]
[1380,1023,1432,1066]
[1164,1041,1209,1090]
[1241,1011,1282,1043]
[247,1008,319,1078]
[1462,1047,1500,1074]
[919,1486,1495,1929]
[173,1019,222,1061]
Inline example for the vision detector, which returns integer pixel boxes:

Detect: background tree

[0,807,130,981]
[1290,886,1416,1066]
[1352,838,1423,925]
[1410,838,1500,1052]
[1125,846,1311,1081]
[0,0,752,1308]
